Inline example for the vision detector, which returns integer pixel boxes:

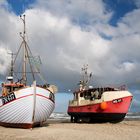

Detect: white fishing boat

[0,15,57,128]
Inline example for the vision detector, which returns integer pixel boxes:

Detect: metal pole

[32,80,36,124]
[20,15,27,85]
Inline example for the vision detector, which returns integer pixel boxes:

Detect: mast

[80,64,92,90]
[7,52,15,83]
[20,14,27,85]
[81,64,88,87]
[13,14,36,84]
[10,53,14,79]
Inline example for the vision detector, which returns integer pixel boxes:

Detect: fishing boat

[0,15,57,128]
[67,65,133,123]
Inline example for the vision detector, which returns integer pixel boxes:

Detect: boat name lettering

[2,92,16,105]
[112,98,122,104]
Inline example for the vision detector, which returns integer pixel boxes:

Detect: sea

[49,112,140,121]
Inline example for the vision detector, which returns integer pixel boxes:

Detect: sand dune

[0,120,140,140]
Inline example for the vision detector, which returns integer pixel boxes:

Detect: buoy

[100,101,107,110]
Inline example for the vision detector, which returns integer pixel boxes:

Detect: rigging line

[25,27,30,45]
[37,57,49,84]
[37,70,47,84]
[26,43,47,84]
[25,41,35,81]
[13,41,24,65]
[20,14,46,84]
[10,41,24,82]
[22,17,47,84]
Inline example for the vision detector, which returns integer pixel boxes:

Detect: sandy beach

[0,120,140,140]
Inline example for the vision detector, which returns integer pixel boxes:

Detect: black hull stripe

[68,112,126,122]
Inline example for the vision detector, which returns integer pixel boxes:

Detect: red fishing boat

[67,65,133,123]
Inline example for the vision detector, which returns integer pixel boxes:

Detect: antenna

[7,52,16,83]
[80,64,92,89]
[81,64,88,84]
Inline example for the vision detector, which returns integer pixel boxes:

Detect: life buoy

[100,101,107,110]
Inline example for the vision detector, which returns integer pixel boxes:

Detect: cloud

[0,0,140,93]
[116,9,140,35]
[35,0,112,26]
[133,0,140,7]
[91,8,140,86]
[0,46,11,74]
[22,8,112,88]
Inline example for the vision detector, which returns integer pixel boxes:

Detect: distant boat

[0,15,57,128]
[67,65,133,123]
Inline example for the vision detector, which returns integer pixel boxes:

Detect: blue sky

[7,0,35,15]
[0,0,140,112]
[105,0,137,26]
[7,0,138,26]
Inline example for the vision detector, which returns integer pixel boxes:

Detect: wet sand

[0,120,140,140]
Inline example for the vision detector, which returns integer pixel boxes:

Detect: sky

[0,0,140,112]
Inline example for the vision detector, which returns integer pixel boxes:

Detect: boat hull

[68,96,133,123]
[68,112,126,123]
[0,86,55,128]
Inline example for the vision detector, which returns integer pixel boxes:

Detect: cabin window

[13,87,19,91]
[74,92,78,100]
[6,86,12,93]
[84,92,91,100]
[49,93,55,101]
[80,93,83,97]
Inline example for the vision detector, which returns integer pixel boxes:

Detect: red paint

[0,121,43,129]
[0,93,54,108]
[68,96,132,114]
